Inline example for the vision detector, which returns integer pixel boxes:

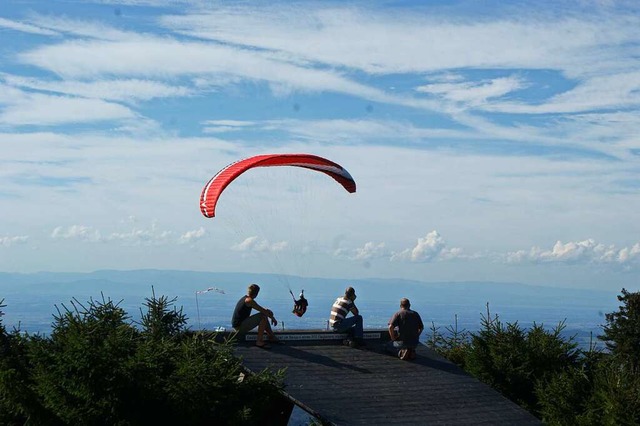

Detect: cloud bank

[506,239,640,265]
[231,236,288,253]
[50,224,207,246]
[0,235,29,247]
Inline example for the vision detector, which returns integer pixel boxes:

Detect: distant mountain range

[0,268,617,305]
[0,269,622,341]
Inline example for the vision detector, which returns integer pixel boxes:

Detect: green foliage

[600,288,640,373]
[0,299,52,424]
[535,343,604,426]
[450,290,640,425]
[463,304,580,415]
[0,292,283,425]
[28,296,140,424]
[536,366,593,425]
[538,348,640,426]
[590,358,640,425]
[137,287,187,340]
[426,314,470,368]
[590,288,640,425]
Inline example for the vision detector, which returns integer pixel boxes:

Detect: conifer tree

[599,288,640,373]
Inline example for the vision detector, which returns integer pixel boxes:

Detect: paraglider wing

[200,153,356,218]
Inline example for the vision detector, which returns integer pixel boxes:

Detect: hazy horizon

[0,269,621,351]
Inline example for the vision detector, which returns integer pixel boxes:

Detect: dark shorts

[388,340,418,350]
[234,313,263,334]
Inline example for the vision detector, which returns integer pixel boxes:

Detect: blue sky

[1,0,640,291]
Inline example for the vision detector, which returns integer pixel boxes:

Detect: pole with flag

[195,287,226,329]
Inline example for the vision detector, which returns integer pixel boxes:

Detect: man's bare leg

[265,321,277,340]
[256,315,268,346]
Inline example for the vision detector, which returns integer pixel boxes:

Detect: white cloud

[0,84,28,104]
[231,236,288,252]
[50,223,207,246]
[333,231,468,263]
[26,14,142,42]
[354,241,386,260]
[202,119,257,134]
[416,75,526,107]
[13,6,640,141]
[0,17,59,36]
[49,0,204,8]
[391,231,464,262]
[228,118,476,144]
[155,5,640,148]
[438,247,467,261]
[161,6,640,77]
[334,241,387,260]
[2,74,193,103]
[14,27,446,113]
[486,71,640,114]
[51,225,102,242]
[17,39,392,103]
[391,231,444,262]
[202,120,256,127]
[617,243,640,263]
[0,235,29,247]
[506,239,640,265]
[179,227,206,244]
[0,89,136,126]
[107,225,173,245]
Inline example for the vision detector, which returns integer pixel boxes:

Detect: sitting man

[329,286,365,347]
[388,298,424,360]
[231,284,280,349]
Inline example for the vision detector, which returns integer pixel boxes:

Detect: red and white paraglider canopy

[199,153,356,218]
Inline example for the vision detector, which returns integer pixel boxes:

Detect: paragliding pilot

[290,289,308,317]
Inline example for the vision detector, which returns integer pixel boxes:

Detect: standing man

[232,284,280,349]
[388,298,424,360]
[330,286,365,347]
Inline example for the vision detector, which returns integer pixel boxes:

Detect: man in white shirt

[329,286,364,347]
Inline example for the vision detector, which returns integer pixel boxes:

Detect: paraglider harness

[290,289,308,317]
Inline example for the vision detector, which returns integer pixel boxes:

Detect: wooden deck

[228,329,542,426]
